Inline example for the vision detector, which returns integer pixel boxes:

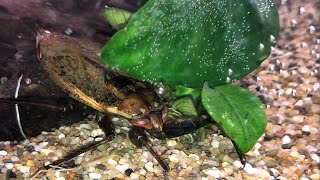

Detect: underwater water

[0,0,319,179]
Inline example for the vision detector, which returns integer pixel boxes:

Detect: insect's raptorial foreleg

[161,115,212,139]
[128,127,169,171]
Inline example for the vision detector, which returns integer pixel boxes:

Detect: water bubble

[299,6,305,15]
[259,43,265,51]
[309,25,316,34]
[225,77,231,83]
[290,19,297,27]
[228,69,233,75]
[64,28,73,35]
[25,78,32,84]
[270,35,276,43]
[1,77,8,84]
[158,87,165,95]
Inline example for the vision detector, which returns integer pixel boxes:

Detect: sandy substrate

[0,0,319,179]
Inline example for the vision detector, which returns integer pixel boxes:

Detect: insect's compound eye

[118,93,149,117]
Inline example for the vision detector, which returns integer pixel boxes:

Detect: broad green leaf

[102,8,132,30]
[201,83,266,153]
[102,0,279,88]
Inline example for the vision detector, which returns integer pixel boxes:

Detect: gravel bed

[0,1,319,179]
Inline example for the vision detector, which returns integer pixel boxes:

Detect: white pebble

[270,168,280,177]
[145,161,154,172]
[116,165,125,173]
[91,129,104,137]
[11,156,20,162]
[282,135,291,144]
[139,169,147,176]
[79,124,92,130]
[243,163,253,172]
[108,159,117,165]
[233,160,243,169]
[211,140,219,148]
[245,167,260,175]
[20,166,30,173]
[40,149,54,156]
[130,173,140,179]
[88,166,95,172]
[168,154,179,163]
[189,154,200,161]
[166,139,177,146]
[206,169,220,178]
[89,172,102,179]
[5,163,14,169]
[301,125,310,132]
[0,150,8,156]
[311,154,320,163]
[58,133,65,139]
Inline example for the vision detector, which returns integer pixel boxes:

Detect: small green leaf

[172,96,198,116]
[102,0,279,88]
[102,7,132,30]
[175,85,201,100]
[201,83,266,153]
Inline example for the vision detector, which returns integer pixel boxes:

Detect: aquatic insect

[4,30,245,174]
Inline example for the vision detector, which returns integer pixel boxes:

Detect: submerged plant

[102,0,279,154]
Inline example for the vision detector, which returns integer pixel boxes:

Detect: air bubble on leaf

[270,35,276,43]
[225,77,231,83]
[25,78,32,84]
[259,43,265,51]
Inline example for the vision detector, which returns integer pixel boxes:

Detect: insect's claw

[230,140,246,169]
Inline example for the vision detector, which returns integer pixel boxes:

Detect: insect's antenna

[14,74,27,139]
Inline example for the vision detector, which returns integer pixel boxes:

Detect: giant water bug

[1,30,245,175]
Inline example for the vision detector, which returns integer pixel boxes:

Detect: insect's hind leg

[161,115,246,167]
[45,115,115,168]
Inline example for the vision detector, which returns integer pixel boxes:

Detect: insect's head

[117,89,168,132]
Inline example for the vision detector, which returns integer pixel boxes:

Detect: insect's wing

[37,31,143,118]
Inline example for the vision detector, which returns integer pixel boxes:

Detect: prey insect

[6,30,246,175]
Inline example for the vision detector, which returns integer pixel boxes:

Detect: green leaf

[102,7,132,30]
[172,96,198,116]
[175,85,201,100]
[201,83,266,153]
[102,0,279,88]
